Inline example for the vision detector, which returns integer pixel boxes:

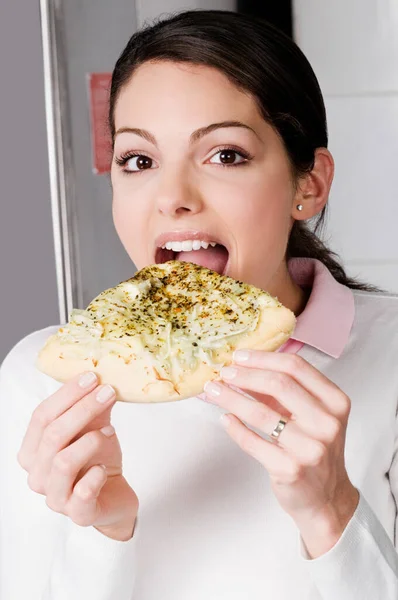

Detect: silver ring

[270,417,288,442]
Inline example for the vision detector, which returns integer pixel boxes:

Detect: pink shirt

[278,257,355,357]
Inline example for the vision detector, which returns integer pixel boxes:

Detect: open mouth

[155,242,230,276]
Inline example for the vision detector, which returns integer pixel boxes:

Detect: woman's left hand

[201,349,360,558]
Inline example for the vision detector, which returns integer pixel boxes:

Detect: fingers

[18,371,101,470]
[73,464,107,502]
[45,428,114,511]
[26,384,116,490]
[218,366,339,440]
[204,381,326,461]
[46,464,108,527]
[219,413,298,481]
[233,351,350,418]
[68,465,108,527]
[221,414,329,485]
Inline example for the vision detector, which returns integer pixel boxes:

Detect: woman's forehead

[114,62,264,134]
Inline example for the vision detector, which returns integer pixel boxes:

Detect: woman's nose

[156,170,203,217]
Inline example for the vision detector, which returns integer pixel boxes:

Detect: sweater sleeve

[0,329,139,600]
[42,519,140,600]
[297,416,398,599]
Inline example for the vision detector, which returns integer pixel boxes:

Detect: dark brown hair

[109,9,382,292]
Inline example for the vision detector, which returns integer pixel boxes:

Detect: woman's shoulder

[351,288,398,349]
[352,288,398,317]
[0,324,62,416]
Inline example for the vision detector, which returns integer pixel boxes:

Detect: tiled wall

[294,0,398,293]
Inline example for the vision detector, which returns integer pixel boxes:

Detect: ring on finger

[270,416,289,443]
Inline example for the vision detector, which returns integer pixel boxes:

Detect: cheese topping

[56,261,282,374]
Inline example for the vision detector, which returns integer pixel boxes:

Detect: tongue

[176,245,229,274]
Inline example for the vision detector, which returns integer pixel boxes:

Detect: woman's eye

[114,153,155,172]
[124,155,154,172]
[209,149,248,166]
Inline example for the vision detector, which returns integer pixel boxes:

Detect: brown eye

[219,150,237,164]
[126,155,153,171]
[209,149,248,166]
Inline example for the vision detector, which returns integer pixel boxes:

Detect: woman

[1,9,397,600]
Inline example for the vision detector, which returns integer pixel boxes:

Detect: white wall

[294,0,398,293]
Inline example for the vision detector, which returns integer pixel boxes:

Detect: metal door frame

[39,0,82,324]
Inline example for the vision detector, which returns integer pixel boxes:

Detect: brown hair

[109,9,382,293]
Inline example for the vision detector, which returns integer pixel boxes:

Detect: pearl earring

[296,204,303,211]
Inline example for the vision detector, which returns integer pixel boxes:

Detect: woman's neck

[267,262,310,317]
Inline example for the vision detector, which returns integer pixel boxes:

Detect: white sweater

[1,263,398,599]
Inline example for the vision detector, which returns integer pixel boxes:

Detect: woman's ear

[292,148,334,220]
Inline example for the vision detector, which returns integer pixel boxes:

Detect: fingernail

[204,380,222,396]
[233,349,251,362]
[100,425,115,437]
[96,384,116,403]
[221,366,238,380]
[79,371,97,388]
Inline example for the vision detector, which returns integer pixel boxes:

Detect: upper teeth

[160,240,218,251]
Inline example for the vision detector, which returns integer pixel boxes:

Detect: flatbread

[36,261,296,403]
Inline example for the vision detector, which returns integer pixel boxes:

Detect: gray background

[0,0,59,364]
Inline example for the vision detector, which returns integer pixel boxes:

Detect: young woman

[1,10,397,600]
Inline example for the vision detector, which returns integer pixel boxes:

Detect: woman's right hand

[17,371,139,541]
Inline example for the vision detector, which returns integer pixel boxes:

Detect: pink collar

[279,257,355,359]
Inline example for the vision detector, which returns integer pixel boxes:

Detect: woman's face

[111,60,299,294]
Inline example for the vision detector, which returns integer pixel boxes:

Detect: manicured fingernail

[78,371,97,388]
[100,425,115,437]
[96,384,116,403]
[233,349,251,362]
[204,380,222,396]
[221,366,238,380]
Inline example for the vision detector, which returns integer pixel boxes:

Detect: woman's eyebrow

[114,121,260,147]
